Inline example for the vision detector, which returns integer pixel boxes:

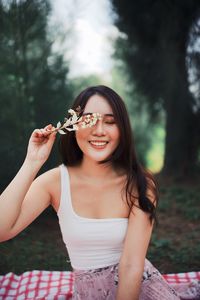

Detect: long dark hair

[59,85,158,222]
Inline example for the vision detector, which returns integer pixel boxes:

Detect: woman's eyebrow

[82,112,114,116]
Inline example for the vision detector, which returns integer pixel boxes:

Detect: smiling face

[75,94,120,163]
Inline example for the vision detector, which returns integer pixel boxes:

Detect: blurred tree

[110,62,156,166]
[112,0,200,177]
[70,74,103,101]
[187,18,200,142]
[0,0,73,190]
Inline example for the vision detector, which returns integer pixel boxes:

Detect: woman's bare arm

[116,189,156,300]
[0,125,57,241]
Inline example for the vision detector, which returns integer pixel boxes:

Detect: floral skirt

[72,259,200,300]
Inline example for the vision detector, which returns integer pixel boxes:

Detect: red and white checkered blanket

[0,270,200,299]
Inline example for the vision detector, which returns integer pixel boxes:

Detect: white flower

[58,129,66,134]
[68,109,76,115]
[56,121,62,129]
[51,109,102,135]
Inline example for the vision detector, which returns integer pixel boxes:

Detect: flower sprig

[50,106,102,135]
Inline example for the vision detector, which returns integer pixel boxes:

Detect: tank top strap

[58,164,72,215]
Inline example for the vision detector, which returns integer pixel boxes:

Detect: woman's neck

[78,156,118,180]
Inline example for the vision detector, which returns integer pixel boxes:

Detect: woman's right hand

[25,124,57,166]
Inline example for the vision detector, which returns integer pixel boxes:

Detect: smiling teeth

[90,142,107,146]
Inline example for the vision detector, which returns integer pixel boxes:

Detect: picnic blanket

[0,270,200,299]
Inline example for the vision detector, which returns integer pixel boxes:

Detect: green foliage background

[0,0,200,276]
[0,0,74,190]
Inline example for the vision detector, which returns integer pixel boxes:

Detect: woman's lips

[89,141,108,149]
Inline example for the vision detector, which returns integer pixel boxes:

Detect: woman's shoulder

[39,166,61,211]
[37,166,62,196]
[40,165,61,182]
[41,164,77,210]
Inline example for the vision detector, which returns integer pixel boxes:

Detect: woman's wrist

[23,157,44,174]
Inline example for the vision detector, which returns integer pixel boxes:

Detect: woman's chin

[84,151,111,163]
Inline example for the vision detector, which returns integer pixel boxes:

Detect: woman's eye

[105,119,115,124]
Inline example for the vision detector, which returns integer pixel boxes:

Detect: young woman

[0,85,185,299]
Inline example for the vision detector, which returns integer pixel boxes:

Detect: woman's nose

[92,120,105,136]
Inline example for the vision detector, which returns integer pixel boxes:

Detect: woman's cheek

[75,129,90,149]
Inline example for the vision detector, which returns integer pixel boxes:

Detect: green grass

[0,183,199,275]
[0,210,72,275]
[147,183,200,273]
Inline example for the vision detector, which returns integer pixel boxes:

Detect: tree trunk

[162,42,199,177]
[163,92,198,177]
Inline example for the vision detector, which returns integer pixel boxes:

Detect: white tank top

[57,164,128,270]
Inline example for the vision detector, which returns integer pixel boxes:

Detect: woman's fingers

[31,125,57,142]
[33,125,54,136]
[44,124,57,135]
[26,124,57,164]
